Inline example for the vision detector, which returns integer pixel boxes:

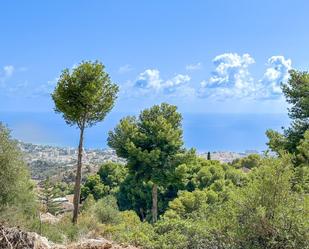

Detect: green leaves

[108,103,183,184]
[81,174,109,200]
[52,61,118,128]
[267,70,309,157]
[282,70,309,120]
[0,123,35,209]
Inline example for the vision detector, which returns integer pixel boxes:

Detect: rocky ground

[0,226,138,249]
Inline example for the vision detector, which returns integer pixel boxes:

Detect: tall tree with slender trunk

[52,61,118,224]
[108,103,183,222]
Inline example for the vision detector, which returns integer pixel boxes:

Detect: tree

[108,103,183,222]
[40,177,61,215]
[293,130,309,193]
[267,70,309,155]
[0,124,35,211]
[98,162,128,193]
[81,174,108,201]
[207,152,211,160]
[81,162,127,201]
[52,61,118,223]
[231,154,262,169]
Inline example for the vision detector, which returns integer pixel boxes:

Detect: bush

[95,196,121,225]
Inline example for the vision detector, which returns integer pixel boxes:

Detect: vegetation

[40,177,61,215]
[0,123,36,216]
[230,153,262,169]
[52,60,119,223]
[0,68,308,248]
[108,103,184,222]
[267,70,309,156]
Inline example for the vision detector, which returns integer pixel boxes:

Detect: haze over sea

[0,112,290,153]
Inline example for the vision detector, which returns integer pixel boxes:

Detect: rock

[40,213,61,224]
[0,225,51,249]
[0,226,139,249]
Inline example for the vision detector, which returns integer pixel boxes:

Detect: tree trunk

[152,183,158,223]
[72,125,84,224]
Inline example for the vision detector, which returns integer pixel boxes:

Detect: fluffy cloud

[186,62,202,71]
[199,53,256,98]
[199,53,292,100]
[0,65,15,87]
[135,69,191,94]
[260,56,292,97]
[3,65,14,77]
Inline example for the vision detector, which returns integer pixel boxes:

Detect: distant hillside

[18,141,126,181]
[18,141,259,181]
[200,150,260,163]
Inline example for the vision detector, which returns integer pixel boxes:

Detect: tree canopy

[52,61,119,128]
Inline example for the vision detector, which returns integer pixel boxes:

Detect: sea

[0,112,290,153]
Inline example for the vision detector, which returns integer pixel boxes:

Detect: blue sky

[1,0,309,115]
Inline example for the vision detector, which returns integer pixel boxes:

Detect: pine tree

[40,177,60,215]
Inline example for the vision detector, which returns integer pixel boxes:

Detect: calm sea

[0,112,290,152]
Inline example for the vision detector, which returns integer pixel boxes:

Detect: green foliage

[296,129,309,166]
[40,177,61,215]
[150,156,309,249]
[164,190,209,219]
[104,211,156,248]
[0,123,36,212]
[52,61,119,223]
[52,181,74,197]
[282,70,309,121]
[266,129,287,154]
[108,103,183,183]
[267,70,309,155]
[95,196,121,224]
[115,149,246,221]
[231,155,309,249]
[292,130,309,193]
[81,162,128,201]
[3,154,306,249]
[117,174,153,220]
[231,154,262,169]
[81,194,96,212]
[81,174,109,200]
[52,61,119,128]
[108,103,184,221]
[97,162,127,193]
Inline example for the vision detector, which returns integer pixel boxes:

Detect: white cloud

[135,69,162,91]
[3,65,14,77]
[118,64,133,74]
[165,74,191,88]
[198,53,292,100]
[260,56,292,98]
[1,65,15,86]
[199,53,256,99]
[186,62,202,71]
[135,69,191,94]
